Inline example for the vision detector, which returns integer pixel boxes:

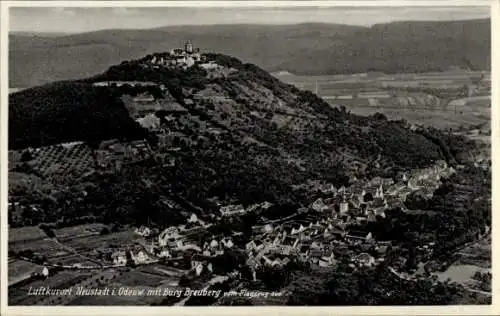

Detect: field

[8,259,43,286]
[63,229,140,253]
[276,70,491,130]
[117,270,168,287]
[9,225,142,269]
[8,270,94,305]
[455,236,491,269]
[35,269,122,306]
[138,263,187,279]
[66,266,182,306]
[338,105,489,130]
[54,223,107,241]
[433,236,491,294]
[10,236,71,258]
[9,226,47,243]
[13,142,96,183]
[48,253,99,266]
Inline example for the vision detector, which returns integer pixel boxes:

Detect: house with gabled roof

[346,230,373,243]
[282,236,300,248]
[310,240,323,250]
[221,237,234,249]
[158,227,183,247]
[130,249,152,265]
[291,223,308,235]
[355,216,368,225]
[309,248,323,264]
[318,252,336,268]
[158,249,172,259]
[246,239,265,253]
[111,251,128,266]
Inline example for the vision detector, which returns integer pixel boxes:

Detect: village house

[201,239,225,256]
[177,243,202,253]
[158,249,172,259]
[220,204,246,217]
[112,251,128,266]
[245,240,265,253]
[187,213,207,227]
[92,81,157,88]
[355,216,368,225]
[318,252,336,268]
[220,237,234,249]
[158,227,183,247]
[311,198,331,212]
[297,245,310,262]
[262,224,274,234]
[309,248,324,265]
[134,226,151,237]
[291,223,308,235]
[190,255,213,276]
[310,240,323,250]
[261,254,291,268]
[32,266,50,279]
[136,114,161,131]
[130,250,152,265]
[345,230,374,243]
[274,236,300,255]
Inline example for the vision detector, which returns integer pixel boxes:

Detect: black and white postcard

[1,1,497,315]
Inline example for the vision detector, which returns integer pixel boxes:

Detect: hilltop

[9,19,490,88]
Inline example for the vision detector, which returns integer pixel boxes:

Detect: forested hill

[9,19,490,87]
[9,52,478,196]
[9,82,150,150]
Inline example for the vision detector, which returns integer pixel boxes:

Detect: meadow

[275,70,491,130]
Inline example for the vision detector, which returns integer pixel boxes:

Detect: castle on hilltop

[169,40,203,66]
[145,40,206,69]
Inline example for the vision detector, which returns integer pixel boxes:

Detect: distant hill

[9,19,490,87]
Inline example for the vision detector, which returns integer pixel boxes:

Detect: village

[98,158,457,283]
[8,142,460,306]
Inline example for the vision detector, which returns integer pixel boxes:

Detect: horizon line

[8,17,491,36]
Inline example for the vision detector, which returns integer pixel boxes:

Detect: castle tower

[185,40,193,54]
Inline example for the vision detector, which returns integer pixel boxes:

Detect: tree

[100,226,110,235]
[20,150,33,162]
[258,266,290,291]
[363,192,374,202]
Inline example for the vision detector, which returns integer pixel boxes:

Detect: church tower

[185,40,193,54]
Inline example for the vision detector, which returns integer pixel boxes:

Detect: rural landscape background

[7,5,491,307]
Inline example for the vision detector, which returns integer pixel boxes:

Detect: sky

[9,5,491,34]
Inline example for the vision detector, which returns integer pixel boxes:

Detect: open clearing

[433,236,491,290]
[8,260,43,285]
